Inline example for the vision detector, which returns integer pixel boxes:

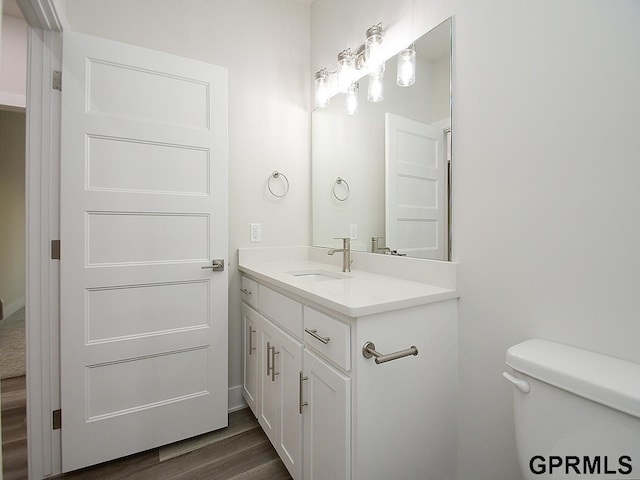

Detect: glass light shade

[365,24,384,74]
[397,44,416,87]
[315,69,330,108]
[337,50,355,93]
[367,72,384,103]
[345,81,359,115]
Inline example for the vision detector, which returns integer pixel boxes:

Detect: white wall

[0,13,27,108]
[62,0,311,401]
[312,1,640,479]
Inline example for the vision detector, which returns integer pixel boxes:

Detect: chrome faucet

[371,236,391,254]
[328,237,351,272]
[371,236,384,253]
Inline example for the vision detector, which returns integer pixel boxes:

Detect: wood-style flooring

[1,376,27,480]
[1,376,292,480]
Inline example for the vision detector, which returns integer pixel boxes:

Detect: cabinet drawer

[240,276,258,307]
[303,307,351,371]
[259,285,303,339]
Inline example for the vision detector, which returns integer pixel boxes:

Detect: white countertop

[238,248,459,317]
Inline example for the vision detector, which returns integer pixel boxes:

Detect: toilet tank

[505,339,640,479]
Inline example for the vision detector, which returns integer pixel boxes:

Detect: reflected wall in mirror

[312,18,452,260]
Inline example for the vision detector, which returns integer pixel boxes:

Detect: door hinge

[51,240,61,260]
[52,409,62,430]
[52,70,62,91]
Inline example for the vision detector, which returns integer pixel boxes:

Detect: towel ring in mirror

[332,177,350,202]
[268,170,289,198]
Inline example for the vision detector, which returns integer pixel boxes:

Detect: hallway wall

[0,13,27,108]
[0,109,26,318]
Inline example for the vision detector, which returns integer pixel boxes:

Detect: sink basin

[288,270,351,281]
[295,273,340,281]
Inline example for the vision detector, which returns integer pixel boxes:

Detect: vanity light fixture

[337,49,356,93]
[345,81,359,115]
[367,72,384,102]
[397,43,416,87]
[314,68,330,108]
[365,23,385,74]
[354,45,367,71]
[314,22,386,109]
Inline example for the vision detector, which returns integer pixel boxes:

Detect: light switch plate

[250,223,261,243]
[350,224,357,240]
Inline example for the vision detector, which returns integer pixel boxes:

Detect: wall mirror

[312,18,452,260]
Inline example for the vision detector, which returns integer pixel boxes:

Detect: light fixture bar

[314,21,395,110]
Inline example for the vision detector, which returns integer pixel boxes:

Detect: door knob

[201,259,225,271]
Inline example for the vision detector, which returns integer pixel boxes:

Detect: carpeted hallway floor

[0,307,25,380]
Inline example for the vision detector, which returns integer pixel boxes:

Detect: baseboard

[228,384,247,413]
[2,296,26,320]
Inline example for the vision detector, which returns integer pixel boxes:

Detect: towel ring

[332,177,350,201]
[268,171,289,198]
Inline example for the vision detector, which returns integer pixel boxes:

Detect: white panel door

[60,31,228,472]
[385,113,446,259]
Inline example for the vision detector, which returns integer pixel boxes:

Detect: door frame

[18,0,65,477]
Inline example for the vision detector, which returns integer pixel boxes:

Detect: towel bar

[362,341,418,364]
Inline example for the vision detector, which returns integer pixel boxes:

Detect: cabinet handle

[271,349,280,382]
[266,342,272,377]
[305,328,331,345]
[240,288,252,295]
[299,371,308,414]
[248,326,256,355]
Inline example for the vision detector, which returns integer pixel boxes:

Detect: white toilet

[504,339,640,479]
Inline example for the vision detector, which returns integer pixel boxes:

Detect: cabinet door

[303,350,351,480]
[275,324,304,479]
[241,302,259,415]
[259,318,280,444]
[259,318,304,479]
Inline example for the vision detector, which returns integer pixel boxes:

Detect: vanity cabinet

[240,274,458,480]
[242,284,304,479]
